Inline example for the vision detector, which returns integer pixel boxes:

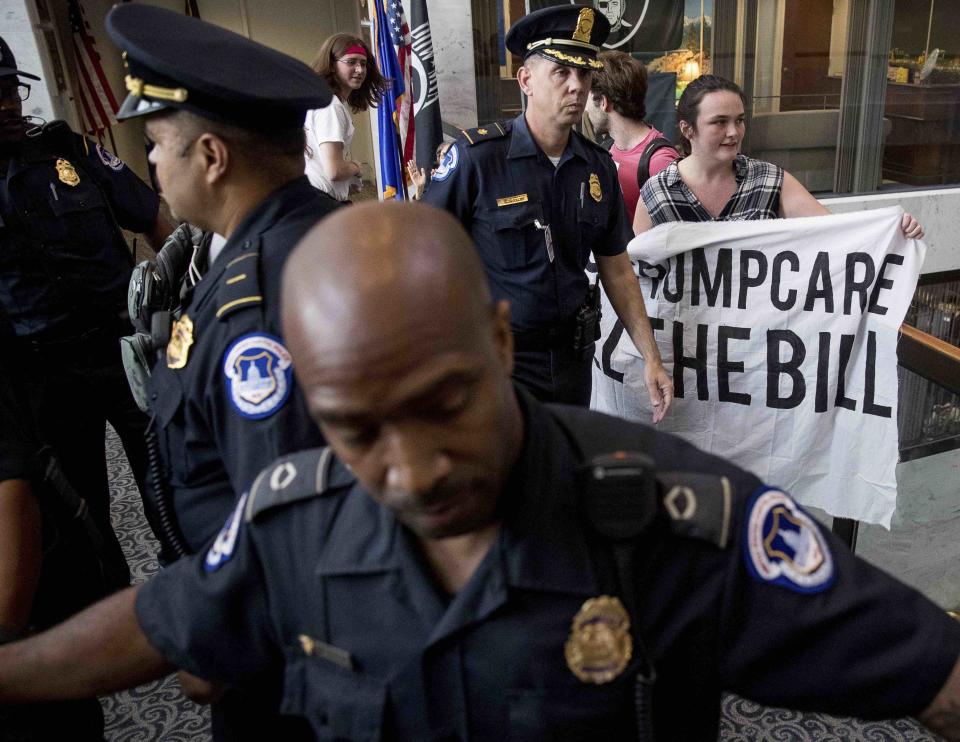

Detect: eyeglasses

[0,83,30,104]
[336,58,368,70]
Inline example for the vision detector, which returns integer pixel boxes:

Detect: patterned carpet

[100,429,940,741]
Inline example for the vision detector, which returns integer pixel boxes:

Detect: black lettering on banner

[771,251,799,310]
[692,248,732,307]
[863,330,892,418]
[662,253,685,304]
[601,319,626,383]
[600,317,665,384]
[717,326,752,405]
[815,332,830,413]
[868,253,904,316]
[766,330,806,409]
[844,253,875,315]
[834,334,857,411]
[803,251,834,313]
[738,250,767,309]
[672,320,709,400]
[638,260,666,300]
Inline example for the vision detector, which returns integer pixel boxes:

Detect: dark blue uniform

[147,177,338,552]
[136,391,960,740]
[423,114,633,404]
[0,122,157,577]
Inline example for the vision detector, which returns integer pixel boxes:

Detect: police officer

[1,202,959,742]
[0,37,171,579]
[423,6,672,418]
[103,5,338,740]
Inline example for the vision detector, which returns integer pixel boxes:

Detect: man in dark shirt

[423,6,672,415]
[101,5,340,740]
[0,202,958,741]
[0,36,171,578]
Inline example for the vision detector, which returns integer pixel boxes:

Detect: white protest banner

[592,207,925,527]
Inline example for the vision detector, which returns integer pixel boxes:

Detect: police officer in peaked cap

[0,33,174,595]
[424,5,673,419]
[105,4,340,740]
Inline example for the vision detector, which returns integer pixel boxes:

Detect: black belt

[513,323,576,352]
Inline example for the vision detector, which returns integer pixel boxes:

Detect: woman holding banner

[305,33,388,201]
[632,74,924,238]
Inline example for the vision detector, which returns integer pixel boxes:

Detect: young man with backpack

[586,50,679,224]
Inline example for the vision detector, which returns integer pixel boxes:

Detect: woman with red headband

[306,33,388,201]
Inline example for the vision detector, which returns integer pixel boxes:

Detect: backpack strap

[636,136,677,190]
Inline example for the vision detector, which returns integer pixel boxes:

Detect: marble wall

[823,188,960,275]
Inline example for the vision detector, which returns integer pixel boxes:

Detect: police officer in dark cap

[103,4,339,739]
[0,35,172,588]
[0,202,959,741]
[424,5,672,418]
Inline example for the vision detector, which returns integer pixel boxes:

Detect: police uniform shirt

[136,391,960,740]
[0,123,159,338]
[422,114,633,332]
[147,177,339,552]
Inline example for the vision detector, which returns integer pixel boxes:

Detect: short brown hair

[312,33,389,113]
[676,74,747,154]
[590,50,647,122]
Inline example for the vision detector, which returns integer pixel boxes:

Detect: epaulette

[244,447,355,522]
[216,248,263,320]
[657,471,733,549]
[459,121,509,146]
[546,404,733,550]
[20,120,81,163]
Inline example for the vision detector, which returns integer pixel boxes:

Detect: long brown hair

[312,33,389,113]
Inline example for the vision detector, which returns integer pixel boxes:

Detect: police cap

[105,5,331,129]
[0,36,40,81]
[505,5,611,71]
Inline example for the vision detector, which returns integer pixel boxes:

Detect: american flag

[385,0,415,165]
[68,0,120,136]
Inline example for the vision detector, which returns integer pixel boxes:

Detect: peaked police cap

[105,5,331,129]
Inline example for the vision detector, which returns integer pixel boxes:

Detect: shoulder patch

[216,251,262,320]
[223,333,293,419]
[95,143,125,171]
[658,471,733,549]
[431,142,459,182]
[245,447,353,522]
[743,488,835,594]
[204,492,248,572]
[459,121,508,146]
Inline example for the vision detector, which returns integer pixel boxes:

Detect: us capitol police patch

[205,492,248,571]
[222,333,293,419]
[564,595,633,684]
[431,142,458,182]
[744,488,835,594]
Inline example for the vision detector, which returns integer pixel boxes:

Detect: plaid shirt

[640,154,783,225]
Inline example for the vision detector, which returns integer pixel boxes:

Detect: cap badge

[564,595,632,684]
[55,159,80,187]
[573,8,595,43]
[589,173,602,202]
[166,314,194,369]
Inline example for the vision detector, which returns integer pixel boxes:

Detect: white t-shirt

[304,96,359,201]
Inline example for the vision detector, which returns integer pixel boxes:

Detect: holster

[572,282,602,351]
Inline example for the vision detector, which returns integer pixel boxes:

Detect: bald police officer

[103,5,340,740]
[0,202,958,741]
[423,6,672,419]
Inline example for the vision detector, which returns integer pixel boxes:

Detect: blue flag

[373,0,406,200]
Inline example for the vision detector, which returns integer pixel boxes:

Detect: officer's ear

[517,62,535,97]
[491,299,514,375]
[194,132,231,186]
